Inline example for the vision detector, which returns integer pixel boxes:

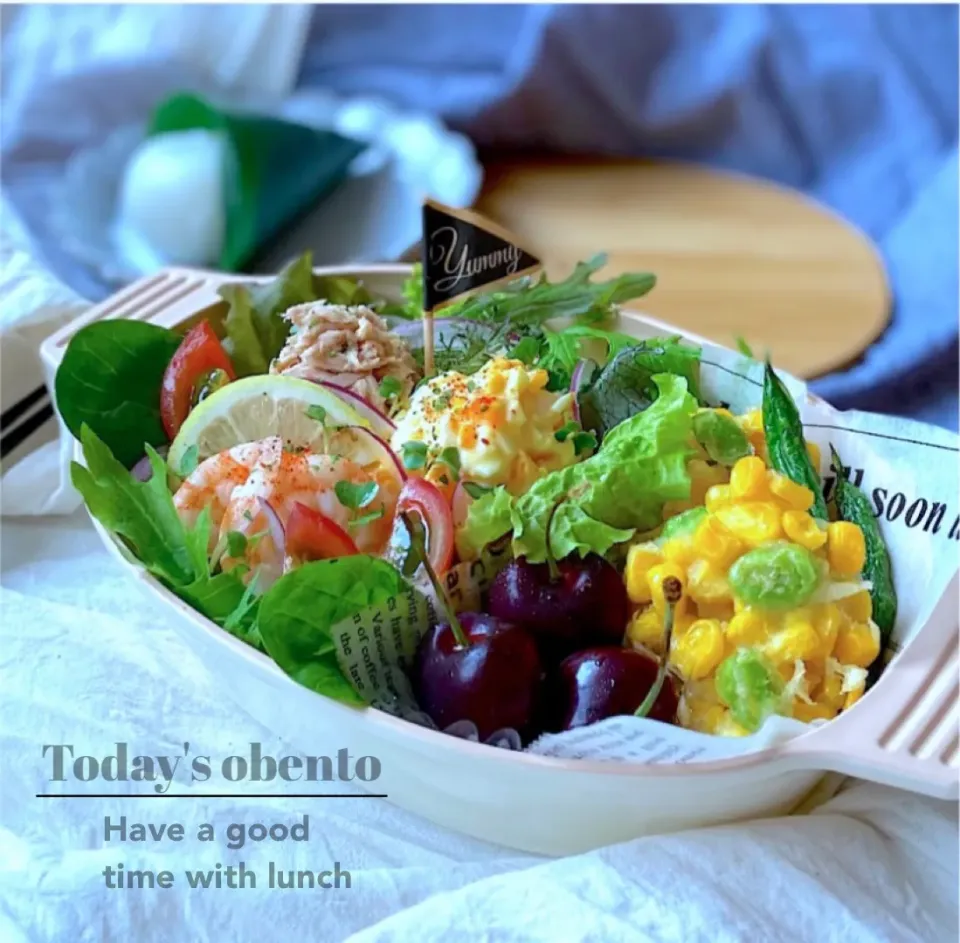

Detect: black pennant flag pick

[420,200,542,375]
[422,200,542,312]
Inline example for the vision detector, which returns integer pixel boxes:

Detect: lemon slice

[168,375,368,471]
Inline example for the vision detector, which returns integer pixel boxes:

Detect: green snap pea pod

[692,410,751,465]
[728,542,820,610]
[762,361,828,520]
[830,446,897,650]
[716,648,787,733]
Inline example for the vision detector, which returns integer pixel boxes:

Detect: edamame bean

[692,410,751,466]
[716,648,786,732]
[728,541,820,609]
[659,507,707,543]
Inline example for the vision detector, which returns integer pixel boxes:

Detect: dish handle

[778,571,959,800]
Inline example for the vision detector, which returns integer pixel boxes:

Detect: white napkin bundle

[0,197,86,516]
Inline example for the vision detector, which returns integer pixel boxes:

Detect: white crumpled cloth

[2,513,957,941]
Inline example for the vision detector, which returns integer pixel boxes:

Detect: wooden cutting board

[474,157,890,379]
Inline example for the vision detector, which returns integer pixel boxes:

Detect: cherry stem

[544,497,565,583]
[634,577,683,718]
[399,510,469,649]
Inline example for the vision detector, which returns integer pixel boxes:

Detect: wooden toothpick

[423,308,435,378]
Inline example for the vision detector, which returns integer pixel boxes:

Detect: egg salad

[391,357,579,495]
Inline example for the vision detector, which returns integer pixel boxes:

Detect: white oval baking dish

[40,264,959,856]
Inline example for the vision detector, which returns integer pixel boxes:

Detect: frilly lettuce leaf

[457,486,514,560]
[512,373,698,562]
[455,374,697,562]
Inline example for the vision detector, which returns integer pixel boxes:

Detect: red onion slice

[131,445,169,482]
[257,498,286,558]
[319,381,396,436]
[569,359,592,425]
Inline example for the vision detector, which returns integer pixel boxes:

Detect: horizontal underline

[36,794,388,799]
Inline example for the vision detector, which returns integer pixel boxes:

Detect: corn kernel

[696,600,735,621]
[648,562,687,614]
[662,538,698,569]
[813,603,844,659]
[625,543,663,604]
[670,618,725,680]
[626,606,664,653]
[737,408,767,457]
[689,458,731,505]
[827,521,866,576]
[662,499,694,520]
[714,502,782,546]
[687,703,729,735]
[714,713,751,737]
[714,407,735,421]
[782,510,827,550]
[844,682,866,710]
[693,516,744,568]
[764,619,821,664]
[767,471,815,511]
[738,408,764,436]
[839,590,873,623]
[817,669,846,710]
[833,620,881,668]
[804,658,826,694]
[806,440,821,470]
[792,700,837,723]
[686,559,732,604]
[705,485,735,512]
[675,596,699,635]
[726,609,769,648]
[730,456,769,500]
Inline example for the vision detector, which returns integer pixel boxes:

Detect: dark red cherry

[413,612,544,743]
[553,646,679,731]
[487,554,628,647]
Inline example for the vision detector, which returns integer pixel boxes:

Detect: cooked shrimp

[173,436,400,590]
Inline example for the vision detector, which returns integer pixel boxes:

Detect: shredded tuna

[271,302,418,411]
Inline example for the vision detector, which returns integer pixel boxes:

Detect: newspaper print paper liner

[329,336,958,764]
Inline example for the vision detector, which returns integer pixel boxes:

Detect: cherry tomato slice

[160,321,235,439]
[286,502,359,561]
[397,477,455,573]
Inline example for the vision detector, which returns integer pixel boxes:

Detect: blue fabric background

[299,4,959,427]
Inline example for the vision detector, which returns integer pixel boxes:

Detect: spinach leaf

[580,338,702,440]
[55,320,182,468]
[257,556,407,707]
